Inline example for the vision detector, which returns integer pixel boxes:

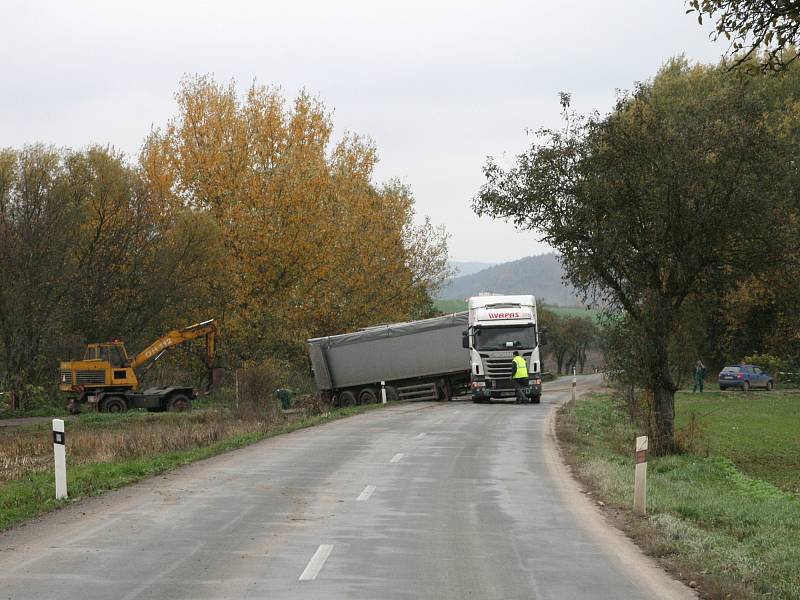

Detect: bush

[233,359,284,422]
[743,353,787,377]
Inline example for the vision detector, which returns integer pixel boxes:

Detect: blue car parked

[718,364,773,391]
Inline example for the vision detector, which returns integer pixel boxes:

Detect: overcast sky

[1,1,728,262]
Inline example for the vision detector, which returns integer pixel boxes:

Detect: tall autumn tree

[142,76,449,362]
[475,59,797,453]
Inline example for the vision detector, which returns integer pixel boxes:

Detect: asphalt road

[0,375,693,599]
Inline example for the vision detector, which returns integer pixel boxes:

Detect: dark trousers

[512,378,527,403]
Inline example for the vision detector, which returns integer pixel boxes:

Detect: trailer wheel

[358,388,379,405]
[337,390,357,407]
[167,394,192,412]
[385,385,400,402]
[101,396,128,413]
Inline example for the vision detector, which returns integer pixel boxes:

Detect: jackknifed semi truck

[307,294,544,405]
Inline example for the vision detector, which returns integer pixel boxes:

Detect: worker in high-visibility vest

[511,350,529,404]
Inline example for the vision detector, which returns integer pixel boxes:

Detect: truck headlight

[471,381,486,389]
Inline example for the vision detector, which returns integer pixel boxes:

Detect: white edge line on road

[414,432,427,440]
[299,544,334,581]
[356,485,376,501]
[390,453,404,463]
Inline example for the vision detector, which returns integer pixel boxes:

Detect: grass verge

[0,401,390,532]
[557,392,800,599]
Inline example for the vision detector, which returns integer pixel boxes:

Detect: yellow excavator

[59,319,219,413]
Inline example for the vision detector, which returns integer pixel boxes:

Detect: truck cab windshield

[474,326,535,350]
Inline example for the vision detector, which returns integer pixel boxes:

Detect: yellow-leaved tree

[141,76,449,364]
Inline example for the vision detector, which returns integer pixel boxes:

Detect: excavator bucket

[205,368,225,394]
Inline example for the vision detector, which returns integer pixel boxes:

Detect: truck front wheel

[167,394,192,412]
[531,395,541,405]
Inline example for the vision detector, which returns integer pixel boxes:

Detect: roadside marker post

[52,419,68,500]
[634,435,648,515]
[381,381,387,404]
[571,367,577,403]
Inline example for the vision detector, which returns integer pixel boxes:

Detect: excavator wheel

[167,394,192,412]
[101,396,128,413]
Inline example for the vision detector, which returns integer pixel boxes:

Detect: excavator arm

[130,319,217,382]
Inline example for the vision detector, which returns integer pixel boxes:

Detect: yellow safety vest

[512,355,528,379]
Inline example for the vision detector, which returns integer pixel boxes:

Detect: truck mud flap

[397,383,439,401]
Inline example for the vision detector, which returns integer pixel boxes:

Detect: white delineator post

[381,381,387,404]
[52,419,68,500]
[571,369,577,402]
[634,435,648,515]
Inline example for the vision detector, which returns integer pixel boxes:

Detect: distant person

[692,360,707,393]
[511,350,529,404]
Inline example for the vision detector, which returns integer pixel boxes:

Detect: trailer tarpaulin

[307,312,468,391]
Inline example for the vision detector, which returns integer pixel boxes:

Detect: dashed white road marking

[390,453,404,463]
[299,544,334,581]
[433,418,444,425]
[414,432,427,440]
[356,485,376,501]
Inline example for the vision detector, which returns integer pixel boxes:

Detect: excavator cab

[60,341,138,393]
[83,342,129,367]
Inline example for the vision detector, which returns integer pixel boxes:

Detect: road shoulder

[542,380,696,600]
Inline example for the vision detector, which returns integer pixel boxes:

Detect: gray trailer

[307,312,470,405]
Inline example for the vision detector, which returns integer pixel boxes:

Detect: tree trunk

[649,333,677,455]
[651,384,676,455]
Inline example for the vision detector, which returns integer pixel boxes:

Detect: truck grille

[59,370,74,385]
[491,379,514,390]
[76,370,106,385]
[484,358,514,379]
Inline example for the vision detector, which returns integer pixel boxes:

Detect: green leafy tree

[0,146,79,393]
[474,59,794,453]
[688,1,800,70]
[0,145,222,403]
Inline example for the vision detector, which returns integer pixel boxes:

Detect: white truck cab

[462,294,544,404]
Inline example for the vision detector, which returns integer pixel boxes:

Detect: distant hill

[449,261,496,277]
[438,253,582,307]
